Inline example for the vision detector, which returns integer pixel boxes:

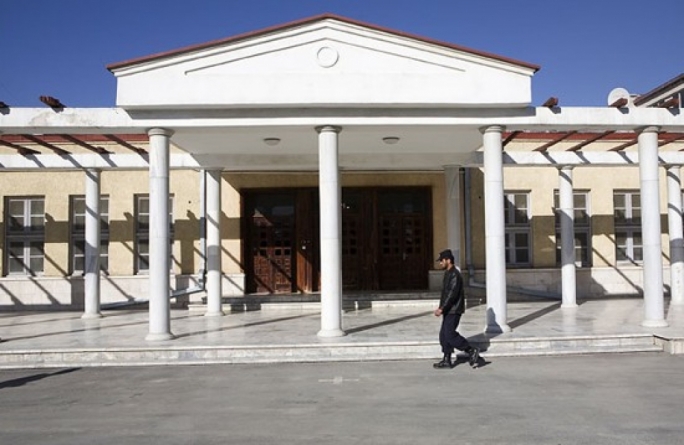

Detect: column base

[317,328,346,338]
[561,303,578,309]
[204,311,225,317]
[485,323,511,334]
[145,332,175,341]
[641,319,669,328]
[81,312,103,320]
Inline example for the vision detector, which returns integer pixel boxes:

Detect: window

[554,191,592,267]
[135,194,174,273]
[5,197,45,275]
[504,192,531,266]
[614,191,642,264]
[70,196,109,274]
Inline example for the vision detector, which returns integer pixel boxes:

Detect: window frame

[69,195,110,275]
[503,191,531,267]
[134,194,174,274]
[4,196,46,276]
[613,190,642,264]
[554,190,592,267]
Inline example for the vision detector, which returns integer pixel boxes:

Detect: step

[0,333,665,369]
[654,336,684,354]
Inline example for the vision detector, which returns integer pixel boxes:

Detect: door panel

[377,189,430,290]
[296,190,319,293]
[246,193,296,294]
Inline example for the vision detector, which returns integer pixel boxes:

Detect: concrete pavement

[1,354,683,444]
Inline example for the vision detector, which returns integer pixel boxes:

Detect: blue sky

[1,0,682,107]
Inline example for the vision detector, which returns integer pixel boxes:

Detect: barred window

[5,197,45,275]
[135,194,174,273]
[70,196,109,274]
[554,191,592,267]
[614,191,642,264]
[504,192,531,266]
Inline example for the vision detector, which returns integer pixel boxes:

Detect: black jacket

[440,266,465,315]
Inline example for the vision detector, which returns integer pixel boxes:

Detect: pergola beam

[533,131,577,152]
[0,139,40,156]
[659,133,684,147]
[104,134,147,154]
[502,130,521,147]
[59,135,111,154]
[566,131,615,152]
[21,134,71,156]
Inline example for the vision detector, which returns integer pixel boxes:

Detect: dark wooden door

[342,188,430,291]
[378,214,428,289]
[341,190,377,290]
[245,190,319,294]
[377,189,430,290]
[246,193,296,293]
[295,190,319,293]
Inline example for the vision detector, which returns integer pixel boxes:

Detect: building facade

[1,14,683,339]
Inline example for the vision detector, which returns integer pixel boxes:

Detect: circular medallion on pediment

[316,46,339,68]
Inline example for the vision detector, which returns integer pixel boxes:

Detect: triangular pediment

[110,15,537,109]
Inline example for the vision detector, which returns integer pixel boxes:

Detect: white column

[482,125,510,333]
[559,166,577,308]
[444,166,462,268]
[666,165,684,305]
[146,128,175,341]
[638,127,668,327]
[205,169,224,316]
[82,168,103,319]
[316,125,345,337]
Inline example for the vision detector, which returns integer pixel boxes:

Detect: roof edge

[634,73,684,106]
[106,13,540,73]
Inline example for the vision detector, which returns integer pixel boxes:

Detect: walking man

[433,249,479,369]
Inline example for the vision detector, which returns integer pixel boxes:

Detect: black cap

[436,249,454,262]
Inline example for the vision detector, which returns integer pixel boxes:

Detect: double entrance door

[244,187,431,294]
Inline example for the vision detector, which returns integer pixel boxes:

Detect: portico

[1,15,684,342]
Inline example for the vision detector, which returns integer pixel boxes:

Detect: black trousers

[439,312,470,355]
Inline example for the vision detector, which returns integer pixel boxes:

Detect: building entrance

[244,187,431,294]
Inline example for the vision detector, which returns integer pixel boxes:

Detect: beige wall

[468,163,676,273]
[0,159,680,305]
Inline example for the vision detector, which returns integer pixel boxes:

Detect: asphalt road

[1,353,683,445]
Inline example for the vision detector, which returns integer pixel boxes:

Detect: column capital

[637,126,661,134]
[315,125,342,134]
[479,125,505,134]
[147,128,175,137]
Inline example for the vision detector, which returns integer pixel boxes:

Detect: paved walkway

[0,296,683,367]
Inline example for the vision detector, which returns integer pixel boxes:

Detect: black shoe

[433,357,453,369]
[468,347,480,367]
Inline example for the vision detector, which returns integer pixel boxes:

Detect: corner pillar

[146,128,175,341]
[666,165,684,305]
[82,168,103,319]
[316,125,345,338]
[638,127,668,327]
[444,166,463,268]
[559,166,577,308]
[482,125,510,333]
[205,169,224,316]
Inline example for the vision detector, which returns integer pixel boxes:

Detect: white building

[1,14,683,340]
